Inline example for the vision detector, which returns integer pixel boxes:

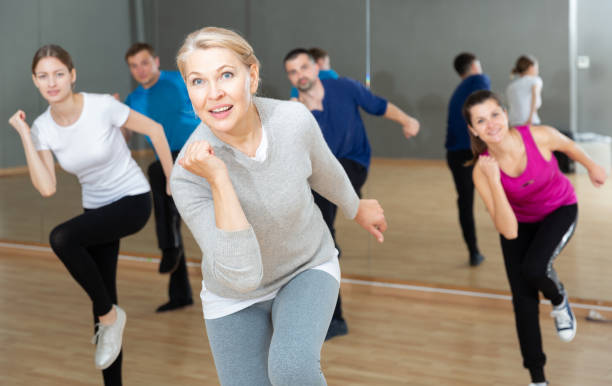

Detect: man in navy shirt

[124,43,200,312]
[289,47,339,100]
[446,52,491,267]
[284,48,420,340]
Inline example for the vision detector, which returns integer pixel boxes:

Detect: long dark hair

[32,44,74,74]
[462,90,506,165]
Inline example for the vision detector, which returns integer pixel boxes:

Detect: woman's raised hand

[478,155,501,182]
[8,110,30,136]
[178,140,228,183]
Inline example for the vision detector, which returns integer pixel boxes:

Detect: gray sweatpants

[204,269,340,386]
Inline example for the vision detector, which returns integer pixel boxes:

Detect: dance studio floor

[1,245,611,385]
[2,157,612,384]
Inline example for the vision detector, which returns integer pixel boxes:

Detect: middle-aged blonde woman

[170,27,387,385]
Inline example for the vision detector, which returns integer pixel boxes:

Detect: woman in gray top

[171,27,387,385]
[506,55,543,127]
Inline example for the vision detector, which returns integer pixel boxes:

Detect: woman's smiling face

[184,47,259,134]
[468,98,510,144]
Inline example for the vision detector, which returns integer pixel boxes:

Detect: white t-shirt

[31,93,150,209]
[506,75,543,127]
[201,124,341,320]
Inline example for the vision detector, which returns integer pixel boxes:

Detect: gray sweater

[170,97,360,300]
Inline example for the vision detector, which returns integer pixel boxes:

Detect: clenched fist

[402,117,420,139]
[477,155,501,182]
[8,110,30,136]
[178,140,228,183]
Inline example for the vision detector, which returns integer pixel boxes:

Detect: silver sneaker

[92,305,126,370]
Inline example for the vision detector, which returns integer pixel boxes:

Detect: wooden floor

[2,157,612,303]
[1,246,611,385]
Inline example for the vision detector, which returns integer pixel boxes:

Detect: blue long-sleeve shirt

[445,74,491,151]
[125,71,200,151]
[311,77,388,168]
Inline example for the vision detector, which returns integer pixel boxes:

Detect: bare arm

[122,109,174,193]
[533,125,607,187]
[112,93,132,143]
[8,110,57,197]
[383,102,420,138]
[473,156,518,239]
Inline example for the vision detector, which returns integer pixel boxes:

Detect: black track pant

[446,149,479,255]
[49,192,152,386]
[148,152,192,302]
[500,204,577,383]
[312,158,368,321]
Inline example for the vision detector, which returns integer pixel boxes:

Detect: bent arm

[304,110,360,219]
[383,102,420,138]
[473,163,518,239]
[23,138,56,197]
[123,110,174,181]
[536,125,607,186]
[13,122,56,196]
[171,149,262,293]
[207,171,250,232]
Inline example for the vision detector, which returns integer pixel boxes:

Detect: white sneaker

[528,382,548,386]
[92,305,126,369]
[551,296,576,342]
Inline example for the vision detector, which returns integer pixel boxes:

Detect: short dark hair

[308,47,328,62]
[283,48,314,64]
[125,42,156,62]
[453,52,477,76]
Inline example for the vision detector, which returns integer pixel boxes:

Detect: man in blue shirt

[289,47,339,100]
[446,52,491,267]
[284,48,420,340]
[124,43,200,312]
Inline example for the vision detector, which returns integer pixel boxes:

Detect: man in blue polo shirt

[284,48,420,340]
[124,43,200,312]
[446,52,490,268]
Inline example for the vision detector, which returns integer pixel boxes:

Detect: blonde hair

[176,27,260,80]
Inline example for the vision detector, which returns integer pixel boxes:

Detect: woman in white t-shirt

[8,44,174,385]
[506,55,543,127]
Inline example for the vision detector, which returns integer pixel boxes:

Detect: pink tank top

[485,125,577,223]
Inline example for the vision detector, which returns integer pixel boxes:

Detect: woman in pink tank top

[462,90,606,386]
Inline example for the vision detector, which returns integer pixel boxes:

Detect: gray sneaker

[92,305,126,370]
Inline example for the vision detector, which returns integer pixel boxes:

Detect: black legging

[147,152,192,302]
[312,158,368,321]
[446,149,479,255]
[49,192,151,386]
[500,204,577,383]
